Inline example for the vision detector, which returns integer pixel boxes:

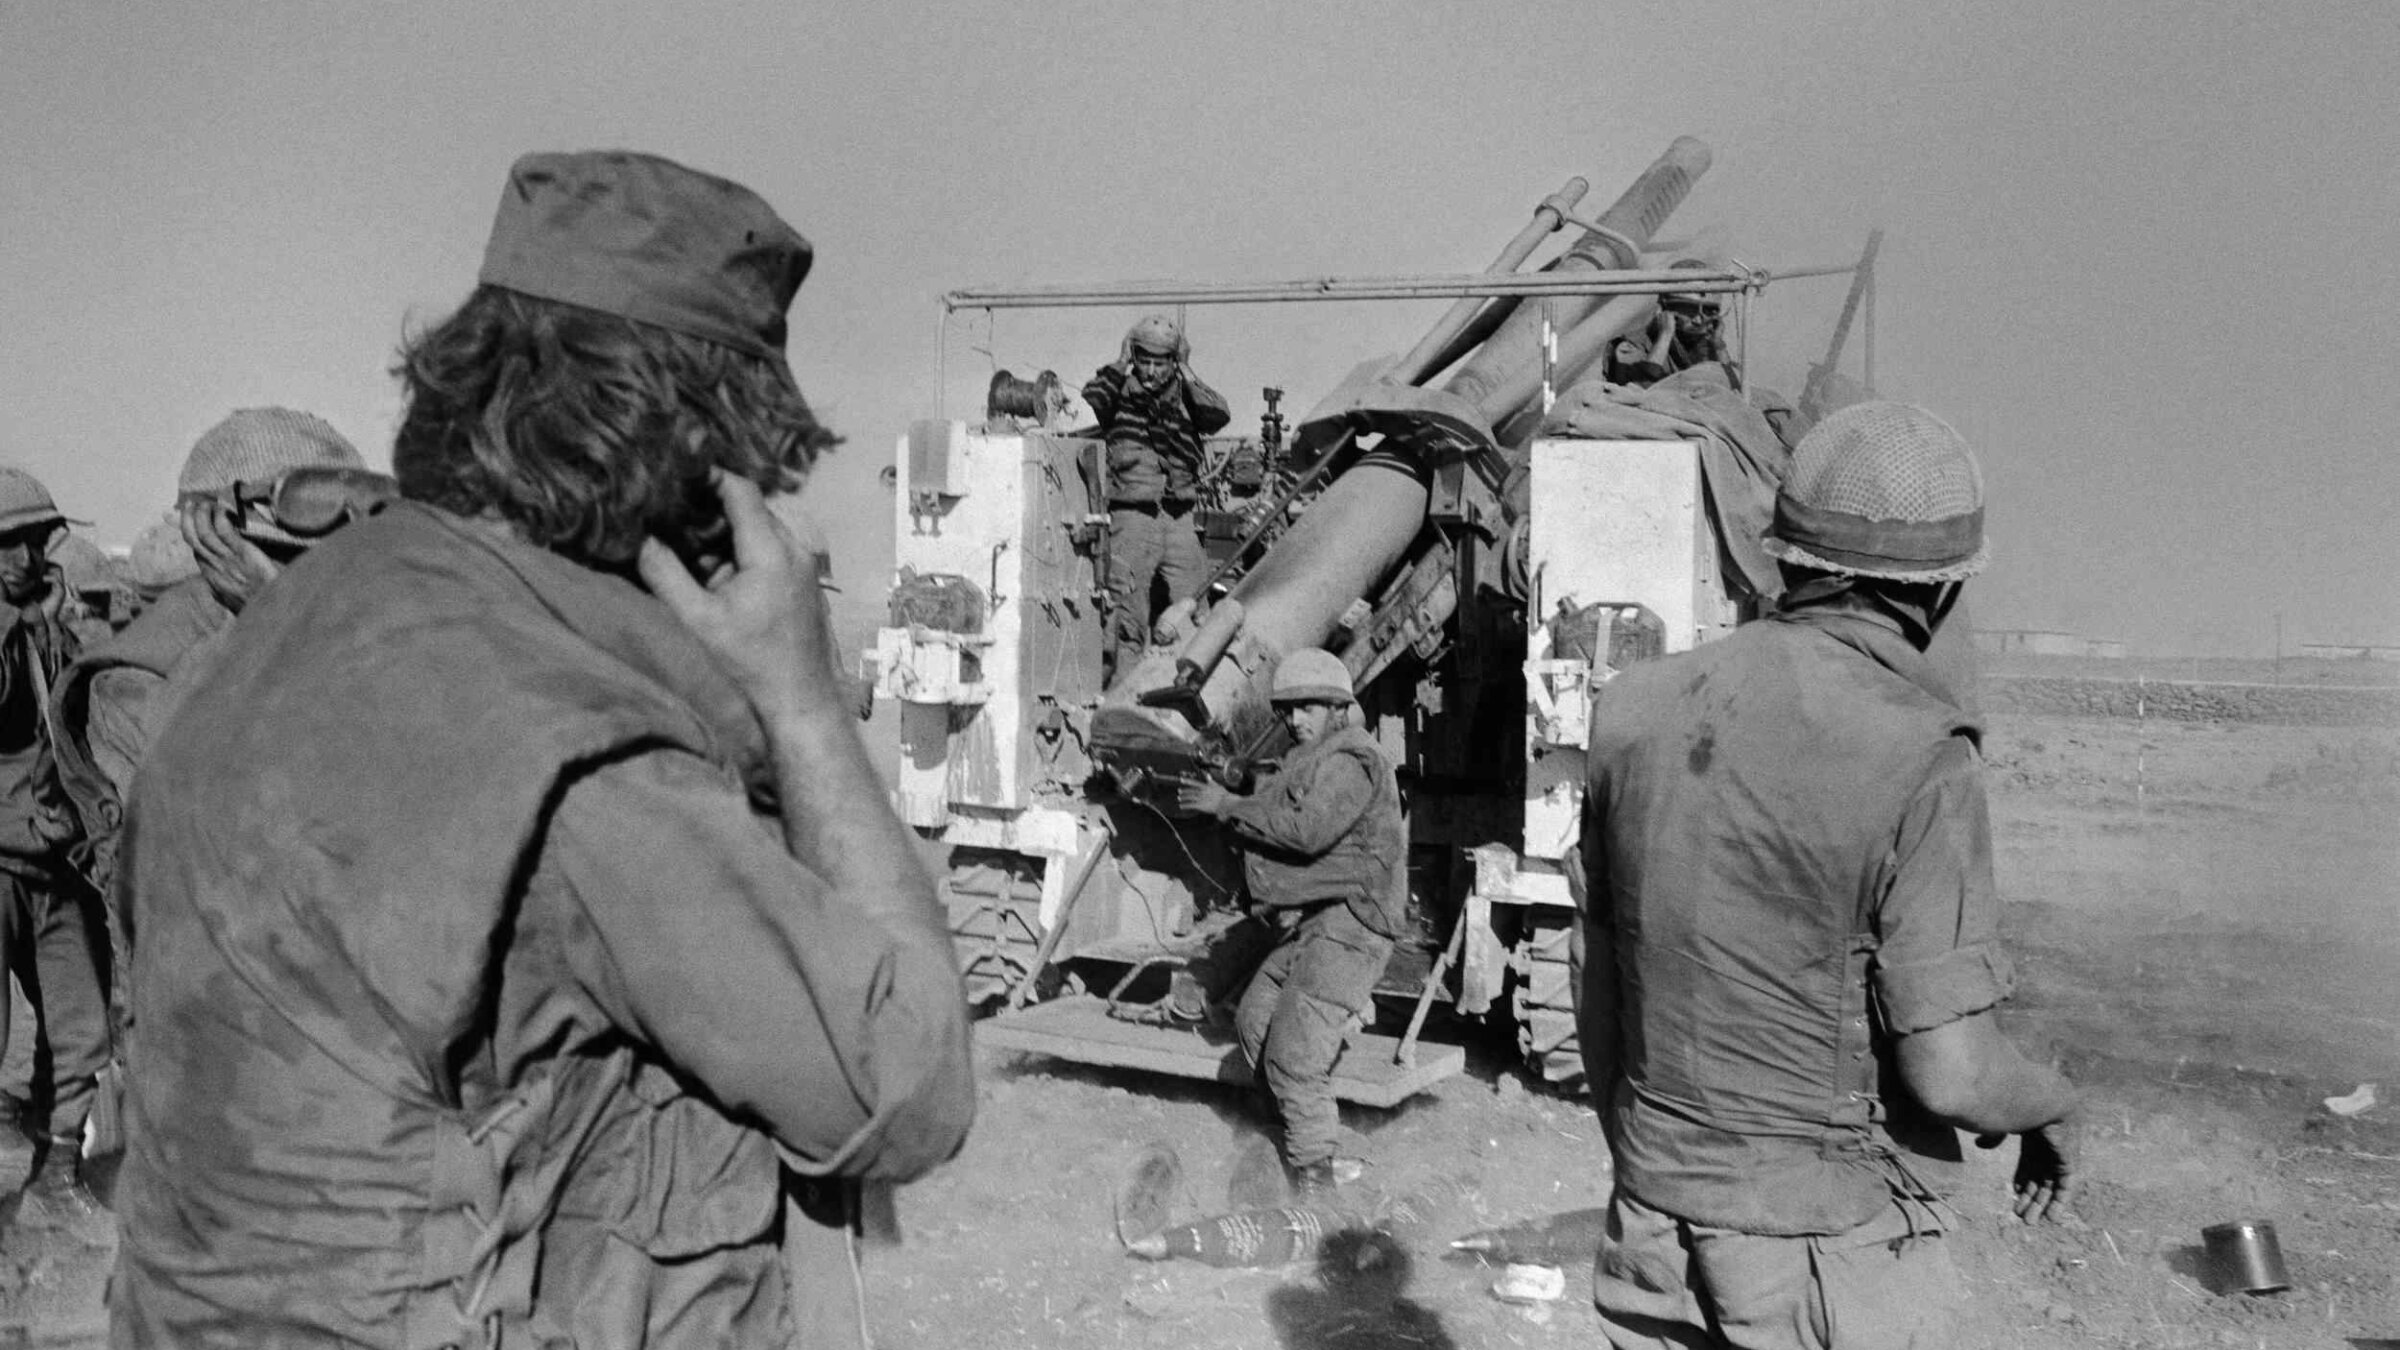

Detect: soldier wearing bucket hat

[1575,402,2082,1347]
[0,464,110,1245]
[111,152,972,1349]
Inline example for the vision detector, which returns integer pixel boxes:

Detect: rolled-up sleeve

[1871,738,2017,1035]
[545,748,974,1181]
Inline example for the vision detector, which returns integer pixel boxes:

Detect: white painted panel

[891,426,1033,808]
[1525,438,1722,653]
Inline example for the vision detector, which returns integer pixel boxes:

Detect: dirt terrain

[4,678,2395,1348]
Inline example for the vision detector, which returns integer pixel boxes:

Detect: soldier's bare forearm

[764,705,945,954]
[1898,1011,2078,1135]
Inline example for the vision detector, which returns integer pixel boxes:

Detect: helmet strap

[1784,568,1946,652]
[1861,581,1953,652]
[1926,580,1965,637]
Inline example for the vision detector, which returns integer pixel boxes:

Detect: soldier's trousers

[1,976,32,1106]
[1233,903,1392,1171]
[1105,503,1208,651]
[1592,1189,1960,1349]
[0,871,110,1138]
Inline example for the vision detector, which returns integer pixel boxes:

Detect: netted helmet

[1271,648,1354,706]
[180,408,367,546]
[1124,314,1185,360]
[1762,401,1988,582]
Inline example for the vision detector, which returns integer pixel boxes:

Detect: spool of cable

[986,369,1065,422]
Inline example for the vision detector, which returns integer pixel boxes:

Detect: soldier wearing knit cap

[0,464,108,1246]
[111,151,972,1349]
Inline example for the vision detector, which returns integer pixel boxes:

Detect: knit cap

[179,408,363,496]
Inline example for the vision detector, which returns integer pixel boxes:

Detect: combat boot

[17,1134,113,1248]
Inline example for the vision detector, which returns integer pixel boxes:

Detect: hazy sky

[4,1,2393,653]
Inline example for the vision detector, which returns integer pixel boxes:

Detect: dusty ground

[864,707,2400,1350]
[5,694,2396,1348]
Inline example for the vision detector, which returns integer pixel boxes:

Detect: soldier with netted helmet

[1175,647,1406,1195]
[1573,401,2082,1348]
[42,410,392,1205]
[1083,313,1231,663]
[53,405,384,896]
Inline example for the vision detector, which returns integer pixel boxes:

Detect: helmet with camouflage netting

[1762,400,1989,582]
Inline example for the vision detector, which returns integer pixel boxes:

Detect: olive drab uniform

[1081,355,1230,650]
[1580,605,2012,1348]
[1218,723,1406,1174]
[112,505,975,1348]
[0,600,108,1151]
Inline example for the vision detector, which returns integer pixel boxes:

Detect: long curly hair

[392,286,838,569]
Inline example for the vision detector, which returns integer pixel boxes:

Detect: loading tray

[972,994,1464,1108]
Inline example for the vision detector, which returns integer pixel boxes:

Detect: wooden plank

[972,995,1464,1109]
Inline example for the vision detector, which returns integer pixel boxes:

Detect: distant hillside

[1981,651,2400,688]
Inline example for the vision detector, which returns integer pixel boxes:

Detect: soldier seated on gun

[1167,649,1406,1196]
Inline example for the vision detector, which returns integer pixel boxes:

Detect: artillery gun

[866,138,1879,1103]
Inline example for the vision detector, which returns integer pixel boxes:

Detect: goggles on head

[227,466,400,539]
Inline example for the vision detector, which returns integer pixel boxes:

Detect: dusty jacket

[1222,723,1407,938]
[1082,362,1231,504]
[1583,606,2011,1235]
[0,604,81,876]
[49,576,233,895]
[111,504,975,1348]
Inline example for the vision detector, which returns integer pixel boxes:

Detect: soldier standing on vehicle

[110,150,975,1347]
[0,466,110,1245]
[1574,401,2083,1348]
[1177,648,1403,1195]
[1084,314,1230,660]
